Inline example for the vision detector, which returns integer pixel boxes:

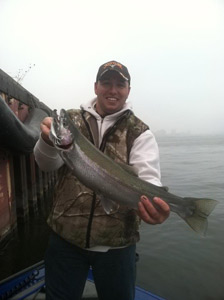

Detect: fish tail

[179,198,218,236]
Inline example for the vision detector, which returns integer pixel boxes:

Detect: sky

[0,0,224,135]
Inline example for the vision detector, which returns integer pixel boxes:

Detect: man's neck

[94,103,106,118]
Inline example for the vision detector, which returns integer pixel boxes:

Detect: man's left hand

[137,195,170,224]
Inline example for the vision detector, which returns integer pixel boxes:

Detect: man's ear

[94,82,98,95]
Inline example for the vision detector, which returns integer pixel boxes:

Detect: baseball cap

[96,60,131,84]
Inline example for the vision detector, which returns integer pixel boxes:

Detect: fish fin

[179,198,218,236]
[161,186,169,192]
[99,195,119,214]
[118,163,139,177]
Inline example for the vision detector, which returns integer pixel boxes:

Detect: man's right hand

[40,117,53,145]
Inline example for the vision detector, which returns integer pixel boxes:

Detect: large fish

[49,109,218,235]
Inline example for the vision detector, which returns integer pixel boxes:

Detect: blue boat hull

[0,261,165,300]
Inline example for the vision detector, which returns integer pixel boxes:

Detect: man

[34,60,170,300]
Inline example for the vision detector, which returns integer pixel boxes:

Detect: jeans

[45,232,137,300]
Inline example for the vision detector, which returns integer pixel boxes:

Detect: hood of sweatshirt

[80,98,134,147]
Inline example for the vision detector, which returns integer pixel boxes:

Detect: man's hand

[40,117,53,145]
[137,195,170,224]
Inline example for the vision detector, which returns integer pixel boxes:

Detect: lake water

[137,134,224,300]
[0,135,223,300]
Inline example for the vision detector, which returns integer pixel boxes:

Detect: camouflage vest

[47,109,149,249]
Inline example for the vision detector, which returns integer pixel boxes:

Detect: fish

[49,109,218,235]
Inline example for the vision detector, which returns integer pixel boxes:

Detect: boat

[0,90,50,154]
[0,69,54,243]
[0,261,165,300]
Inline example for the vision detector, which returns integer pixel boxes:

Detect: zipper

[85,193,96,248]
[99,110,132,151]
[82,110,132,248]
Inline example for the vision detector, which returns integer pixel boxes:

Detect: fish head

[49,109,74,149]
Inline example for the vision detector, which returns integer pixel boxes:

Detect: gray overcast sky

[0,0,224,135]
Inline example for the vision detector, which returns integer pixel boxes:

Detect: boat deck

[0,261,165,300]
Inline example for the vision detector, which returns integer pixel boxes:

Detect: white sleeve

[33,136,64,172]
[129,130,162,186]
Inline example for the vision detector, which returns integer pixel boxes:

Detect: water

[0,135,224,299]
[136,135,224,300]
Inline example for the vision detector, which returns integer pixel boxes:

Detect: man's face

[94,71,131,117]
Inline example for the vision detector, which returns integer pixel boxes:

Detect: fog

[1,0,223,135]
